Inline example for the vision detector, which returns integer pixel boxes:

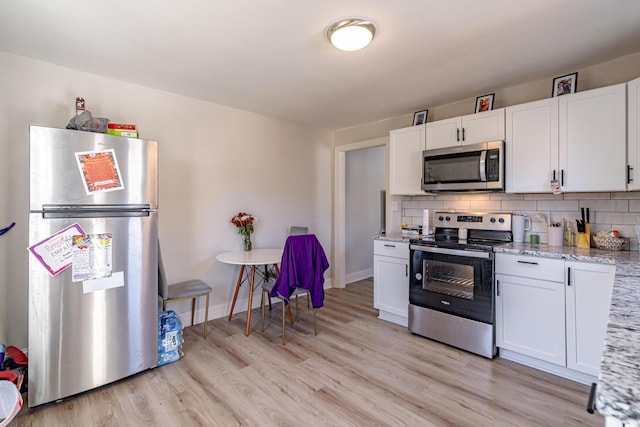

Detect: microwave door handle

[479,150,487,181]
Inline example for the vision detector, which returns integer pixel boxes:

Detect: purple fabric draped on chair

[270,234,329,308]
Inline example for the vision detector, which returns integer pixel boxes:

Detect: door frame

[333,136,387,288]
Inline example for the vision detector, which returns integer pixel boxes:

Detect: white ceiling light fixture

[327,18,376,52]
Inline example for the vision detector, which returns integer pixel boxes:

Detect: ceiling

[1,1,639,130]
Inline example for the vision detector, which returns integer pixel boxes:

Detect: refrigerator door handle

[42,204,152,211]
[42,210,150,219]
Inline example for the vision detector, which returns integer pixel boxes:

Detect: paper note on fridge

[83,271,124,294]
[71,233,113,282]
[75,149,125,195]
[28,223,86,276]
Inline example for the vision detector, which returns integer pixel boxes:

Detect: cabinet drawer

[374,240,409,258]
[495,253,564,282]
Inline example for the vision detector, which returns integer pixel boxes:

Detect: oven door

[409,245,494,324]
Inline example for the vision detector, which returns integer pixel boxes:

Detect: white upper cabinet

[425,108,505,149]
[627,77,640,191]
[506,84,626,193]
[388,124,426,195]
[559,83,626,192]
[506,98,559,193]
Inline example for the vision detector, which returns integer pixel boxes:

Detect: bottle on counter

[564,221,574,247]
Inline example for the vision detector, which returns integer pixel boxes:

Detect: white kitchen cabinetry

[425,108,505,149]
[565,261,615,376]
[495,254,566,365]
[505,84,626,193]
[627,76,640,191]
[388,125,425,195]
[559,83,626,192]
[373,240,409,326]
[495,253,615,382]
[505,98,559,193]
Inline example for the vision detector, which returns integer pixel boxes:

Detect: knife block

[576,233,590,248]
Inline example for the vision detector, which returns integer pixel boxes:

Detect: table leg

[245,265,257,336]
[228,264,245,321]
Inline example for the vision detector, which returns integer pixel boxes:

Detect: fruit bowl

[593,234,626,251]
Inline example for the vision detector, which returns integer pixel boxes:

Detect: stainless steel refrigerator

[28,125,158,407]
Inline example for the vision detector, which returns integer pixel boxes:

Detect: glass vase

[243,234,252,251]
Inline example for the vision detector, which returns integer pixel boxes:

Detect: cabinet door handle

[561,169,565,186]
[496,279,500,296]
[384,244,396,248]
[517,260,539,265]
[567,267,571,286]
[462,128,465,142]
[405,264,408,278]
[628,165,634,184]
[456,128,460,142]
[553,170,556,181]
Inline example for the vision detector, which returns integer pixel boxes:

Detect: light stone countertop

[373,236,640,423]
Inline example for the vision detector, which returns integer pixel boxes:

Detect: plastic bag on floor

[0,380,22,427]
[158,310,184,367]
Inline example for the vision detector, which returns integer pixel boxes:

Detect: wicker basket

[592,235,626,251]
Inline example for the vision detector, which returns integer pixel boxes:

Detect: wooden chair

[158,244,212,338]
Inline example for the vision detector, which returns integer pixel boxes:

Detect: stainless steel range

[408,211,512,358]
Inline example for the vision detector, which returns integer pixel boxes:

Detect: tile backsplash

[402,192,640,250]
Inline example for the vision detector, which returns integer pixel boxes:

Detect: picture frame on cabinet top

[474,93,494,113]
[552,72,578,97]
[413,110,428,126]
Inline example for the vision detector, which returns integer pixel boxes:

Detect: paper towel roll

[422,209,430,235]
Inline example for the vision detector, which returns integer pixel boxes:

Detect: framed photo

[474,93,494,113]
[413,110,428,126]
[552,72,578,97]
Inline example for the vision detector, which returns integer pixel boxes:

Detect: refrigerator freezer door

[28,212,158,407]
[29,126,158,211]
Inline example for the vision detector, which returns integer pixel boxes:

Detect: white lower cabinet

[496,255,566,365]
[496,272,566,365]
[565,261,615,376]
[495,253,615,382]
[373,240,409,326]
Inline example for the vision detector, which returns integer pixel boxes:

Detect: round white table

[216,248,283,336]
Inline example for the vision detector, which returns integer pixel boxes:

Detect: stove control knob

[445,216,451,222]
[438,216,444,221]
[498,218,505,223]
[415,273,422,281]
[490,217,496,223]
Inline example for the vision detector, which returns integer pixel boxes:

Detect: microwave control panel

[486,149,500,182]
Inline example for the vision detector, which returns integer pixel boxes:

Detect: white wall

[345,145,385,283]
[334,52,640,145]
[0,53,333,349]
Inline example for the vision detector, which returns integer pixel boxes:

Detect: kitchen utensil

[512,214,532,243]
[533,213,548,226]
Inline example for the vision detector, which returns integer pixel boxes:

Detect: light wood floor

[16,278,602,426]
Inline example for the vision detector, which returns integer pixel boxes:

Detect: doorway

[333,136,387,289]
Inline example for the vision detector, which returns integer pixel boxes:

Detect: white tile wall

[402,192,640,250]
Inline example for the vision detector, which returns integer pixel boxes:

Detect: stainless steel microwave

[422,140,504,192]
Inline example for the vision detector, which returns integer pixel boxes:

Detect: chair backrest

[288,226,309,236]
[158,241,170,299]
[273,234,329,308]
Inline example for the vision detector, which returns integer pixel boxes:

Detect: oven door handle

[410,244,491,259]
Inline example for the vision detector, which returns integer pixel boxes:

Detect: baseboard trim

[345,269,372,284]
